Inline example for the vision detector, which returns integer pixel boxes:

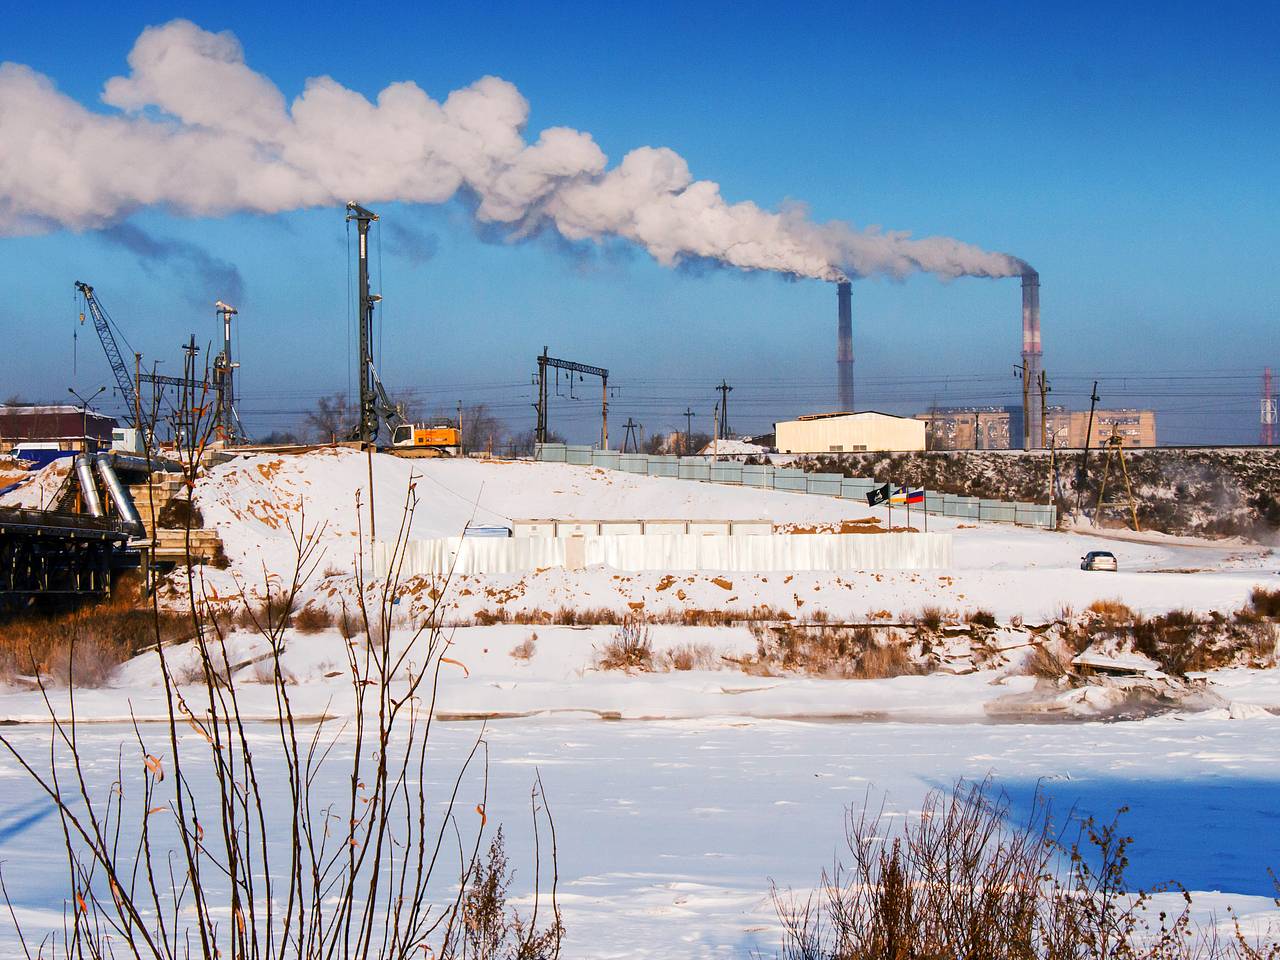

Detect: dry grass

[596,617,654,671]
[0,588,190,686]
[510,633,538,660]
[293,604,336,634]
[755,623,923,679]
[1087,598,1135,624]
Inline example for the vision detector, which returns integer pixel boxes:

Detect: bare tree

[305,392,351,442]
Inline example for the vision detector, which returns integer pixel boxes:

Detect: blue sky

[1,1,1277,443]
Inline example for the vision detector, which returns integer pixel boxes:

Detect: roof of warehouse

[787,410,917,423]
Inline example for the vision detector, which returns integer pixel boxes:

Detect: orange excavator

[390,421,461,458]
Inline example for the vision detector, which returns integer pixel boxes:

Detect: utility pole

[1013,362,1030,450]
[1076,380,1100,514]
[715,380,733,439]
[457,400,465,455]
[683,407,694,454]
[1037,369,1050,449]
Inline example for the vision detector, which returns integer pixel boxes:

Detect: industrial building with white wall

[774,411,926,454]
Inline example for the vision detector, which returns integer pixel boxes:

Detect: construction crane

[75,281,140,428]
[213,299,249,444]
[346,202,460,456]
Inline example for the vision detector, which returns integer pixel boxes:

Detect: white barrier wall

[374,532,952,578]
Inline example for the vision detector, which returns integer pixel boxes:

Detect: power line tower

[621,417,642,453]
[1093,430,1141,532]
[682,406,694,454]
[715,380,733,439]
[1263,367,1276,446]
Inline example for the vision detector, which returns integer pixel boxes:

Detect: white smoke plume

[0,20,1026,282]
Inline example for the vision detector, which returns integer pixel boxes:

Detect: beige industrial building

[774,411,926,453]
[916,406,1156,450]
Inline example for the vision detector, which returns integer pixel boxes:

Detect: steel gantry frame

[534,347,609,448]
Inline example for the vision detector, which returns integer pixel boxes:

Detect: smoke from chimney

[1021,269,1042,448]
[0,20,1029,286]
[836,280,853,411]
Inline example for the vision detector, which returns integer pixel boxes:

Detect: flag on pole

[865,482,891,507]
[890,487,925,505]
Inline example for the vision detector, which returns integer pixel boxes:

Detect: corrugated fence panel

[806,472,844,496]
[710,462,744,484]
[648,456,679,478]
[530,448,1055,530]
[619,454,650,474]
[534,443,567,462]
[774,467,808,492]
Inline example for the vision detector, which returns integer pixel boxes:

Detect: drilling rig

[347,202,460,456]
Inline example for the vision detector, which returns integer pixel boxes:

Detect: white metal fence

[374,531,953,577]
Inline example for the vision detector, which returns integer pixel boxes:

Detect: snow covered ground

[2,449,1278,955]
[2,716,1278,957]
[176,449,1276,624]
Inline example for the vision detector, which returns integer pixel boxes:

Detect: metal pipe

[837,280,854,412]
[75,454,104,517]
[94,454,143,535]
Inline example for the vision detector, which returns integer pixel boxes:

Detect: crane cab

[390,422,462,458]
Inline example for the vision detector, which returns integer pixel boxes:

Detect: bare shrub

[965,608,998,628]
[597,617,654,671]
[663,642,718,671]
[914,605,945,631]
[774,778,1277,959]
[293,603,336,633]
[1022,639,1076,679]
[510,633,538,661]
[474,607,513,626]
[1249,586,1280,618]
[461,823,563,959]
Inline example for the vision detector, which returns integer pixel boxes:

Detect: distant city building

[916,406,1156,450]
[0,404,118,455]
[775,411,926,453]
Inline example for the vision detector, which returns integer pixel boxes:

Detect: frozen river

[3,714,1279,957]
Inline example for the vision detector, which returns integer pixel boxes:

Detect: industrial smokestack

[837,279,854,412]
[1021,270,1042,448]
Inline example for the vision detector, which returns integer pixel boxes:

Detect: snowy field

[2,449,1278,954]
[3,716,1279,957]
